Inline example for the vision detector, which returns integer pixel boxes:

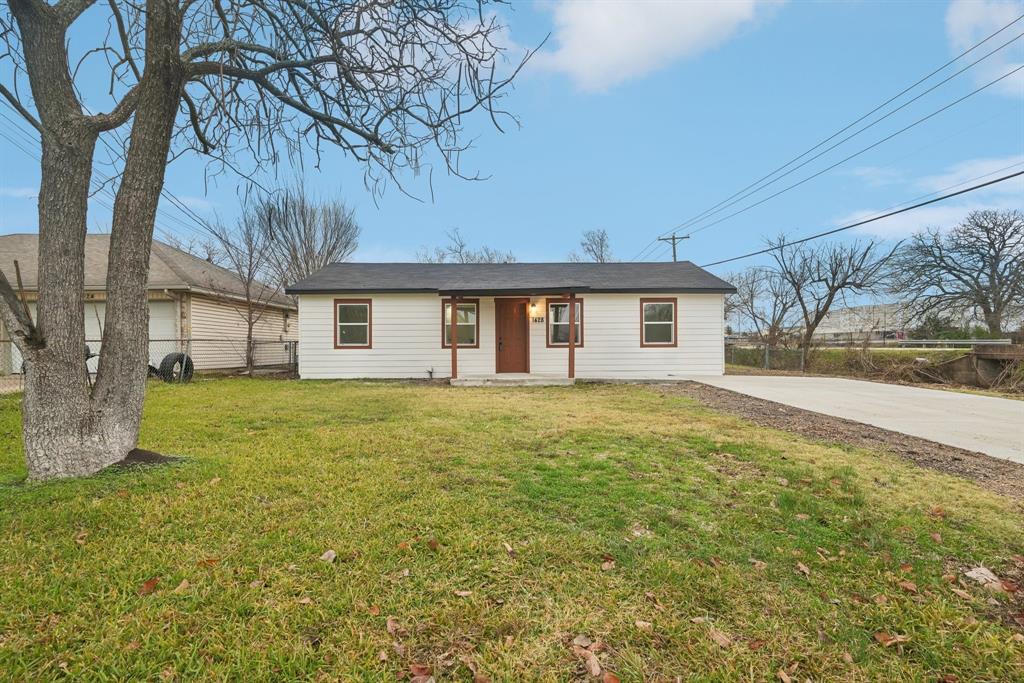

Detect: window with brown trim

[442,299,480,348]
[334,299,372,348]
[546,298,583,347]
[640,298,677,347]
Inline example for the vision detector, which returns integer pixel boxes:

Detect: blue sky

[1,0,1022,279]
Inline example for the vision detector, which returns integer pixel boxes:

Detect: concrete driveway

[685,375,1024,464]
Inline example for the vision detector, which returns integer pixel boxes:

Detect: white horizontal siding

[190,294,297,370]
[297,292,724,379]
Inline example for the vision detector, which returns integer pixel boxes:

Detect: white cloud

[847,166,906,188]
[534,0,782,92]
[840,154,1024,238]
[946,0,1024,97]
[0,187,37,199]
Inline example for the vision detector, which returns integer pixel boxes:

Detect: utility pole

[657,233,689,262]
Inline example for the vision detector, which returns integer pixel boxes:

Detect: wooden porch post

[568,291,576,380]
[450,295,458,380]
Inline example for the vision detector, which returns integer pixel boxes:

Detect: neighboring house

[286,262,734,381]
[813,303,911,342]
[0,234,296,373]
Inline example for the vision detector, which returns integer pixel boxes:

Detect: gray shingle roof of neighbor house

[286,261,736,295]
[0,233,294,308]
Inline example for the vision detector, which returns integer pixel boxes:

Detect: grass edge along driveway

[0,378,1021,680]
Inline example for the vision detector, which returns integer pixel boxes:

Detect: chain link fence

[0,338,297,394]
[725,343,807,372]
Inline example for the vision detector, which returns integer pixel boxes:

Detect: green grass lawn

[0,379,1022,680]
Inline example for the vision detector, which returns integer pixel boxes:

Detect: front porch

[449,373,575,387]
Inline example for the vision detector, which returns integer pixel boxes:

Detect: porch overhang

[436,287,590,297]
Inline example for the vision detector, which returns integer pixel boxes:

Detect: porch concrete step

[450,376,575,387]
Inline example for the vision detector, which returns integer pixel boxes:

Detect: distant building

[812,303,911,342]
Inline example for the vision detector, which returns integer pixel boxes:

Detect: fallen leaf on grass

[873,594,888,605]
[397,541,411,551]
[426,538,440,552]
[951,588,973,600]
[602,673,621,683]
[572,634,592,648]
[410,664,432,677]
[898,580,918,594]
[796,562,810,577]
[377,649,388,662]
[138,577,160,596]
[386,617,408,638]
[644,592,665,611]
[208,477,221,486]
[172,579,190,594]
[392,641,406,657]
[749,558,767,570]
[196,558,220,568]
[600,554,616,571]
[454,590,473,598]
[473,677,492,683]
[794,513,810,521]
[634,620,653,632]
[367,604,381,616]
[747,639,766,651]
[572,645,602,677]
[319,550,337,563]
[708,628,732,648]
[930,532,942,543]
[502,542,516,558]
[874,631,910,647]
[899,562,912,572]
[842,651,853,664]
[74,531,88,546]
[1012,633,1024,643]
[297,597,313,605]
[965,566,1000,585]
[249,579,265,588]
[928,506,946,518]
[690,616,707,624]
[777,669,792,683]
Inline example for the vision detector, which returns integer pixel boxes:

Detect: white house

[286,262,734,382]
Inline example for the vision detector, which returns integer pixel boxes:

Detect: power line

[631,12,1024,261]
[678,30,1024,239]
[657,233,689,262]
[647,61,1024,257]
[700,170,1024,268]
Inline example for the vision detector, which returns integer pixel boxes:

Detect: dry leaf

[138,577,160,596]
[874,631,910,647]
[377,649,388,662]
[426,538,440,552]
[930,532,942,543]
[473,677,492,683]
[873,594,888,605]
[796,562,810,577]
[502,542,516,558]
[690,616,707,624]
[965,566,1000,586]
[1012,633,1024,643]
[454,590,473,598]
[928,506,946,518]
[747,639,766,651]
[749,558,767,570]
[74,531,89,546]
[386,617,407,638]
[600,556,615,571]
[572,634,593,648]
[172,579,190,594]
[196,558,219,568]
[392,641,406,657]
[297,597,313,605]
[603,673,621,683]
[208,477,221,485]
[572,645,601,677]
[950,587,973,600]
[319,550,337,563]
[795,513,810,521]
[899,562,912,572]
[643,592,665,612]
[898,580,918,594]
[397,541,411,551]
[410,664,432,677]
[249,579,265,588]
[634,619,653,632]
[777,669,792,683]
[842,651,853,664]
[708,628,732,648]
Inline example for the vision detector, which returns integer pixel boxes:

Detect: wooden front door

[495,298,529,373]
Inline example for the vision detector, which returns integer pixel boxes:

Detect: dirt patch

[114,448,180,468]
[653,381,1024,501]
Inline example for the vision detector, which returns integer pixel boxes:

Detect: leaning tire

[159,352,194,383]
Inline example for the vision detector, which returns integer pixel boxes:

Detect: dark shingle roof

[286,262,734,295]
